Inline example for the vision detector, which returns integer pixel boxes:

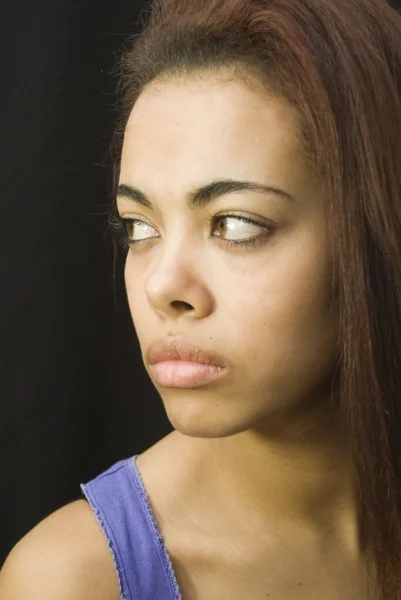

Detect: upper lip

[146,337,228,368]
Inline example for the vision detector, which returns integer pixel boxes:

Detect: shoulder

[0,500,120,600]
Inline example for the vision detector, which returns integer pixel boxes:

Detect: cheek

[225,245,336,370]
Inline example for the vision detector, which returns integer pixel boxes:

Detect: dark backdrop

[1,0,400,567]
[0,0,172,566]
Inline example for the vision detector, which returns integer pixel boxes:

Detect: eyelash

[108,209,274,251]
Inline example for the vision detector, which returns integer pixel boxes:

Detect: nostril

[171,300,194,311]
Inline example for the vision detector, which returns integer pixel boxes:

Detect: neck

[196,394,360,549]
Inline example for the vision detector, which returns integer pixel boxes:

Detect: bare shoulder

[0,500,120,600]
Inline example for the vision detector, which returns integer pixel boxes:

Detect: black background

[1,0,171,565]
[1,0,400,566]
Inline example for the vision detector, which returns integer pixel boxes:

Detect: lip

[145,337,229,388]
[146,337,227,367]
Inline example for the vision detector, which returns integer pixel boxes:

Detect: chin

[161,391,255,439]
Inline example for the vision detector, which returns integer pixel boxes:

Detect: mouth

[145,337,229,388]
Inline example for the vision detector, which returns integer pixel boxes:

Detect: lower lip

[149,360,227,388]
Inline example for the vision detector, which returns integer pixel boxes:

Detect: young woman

[1,0,401,598]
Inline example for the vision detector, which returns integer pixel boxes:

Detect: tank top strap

[80,456,182,600]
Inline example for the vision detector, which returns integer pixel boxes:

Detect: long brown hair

[113,1,401,597]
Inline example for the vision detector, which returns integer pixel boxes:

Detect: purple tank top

[80,456,182,600]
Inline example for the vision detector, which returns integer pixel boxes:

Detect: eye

[124,219,158,242]
[108,210,159,250]
[212,214,270,242]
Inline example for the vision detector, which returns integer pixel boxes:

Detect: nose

[144,246,214,321]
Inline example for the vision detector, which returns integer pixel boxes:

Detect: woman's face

[118,73,338,438]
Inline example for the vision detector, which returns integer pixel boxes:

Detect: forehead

[120,74,308,196]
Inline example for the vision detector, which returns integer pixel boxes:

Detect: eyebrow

[116,179,294,210]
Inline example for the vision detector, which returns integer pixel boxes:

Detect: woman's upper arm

[0,538,84,599]
[0,500,120,600]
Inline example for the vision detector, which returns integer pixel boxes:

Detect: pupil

[125,222,134,238]
[218,219,227,235]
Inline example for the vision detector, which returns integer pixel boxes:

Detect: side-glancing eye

[123,219,158,242]
[108,210,159,250]
[212,214,269,242]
